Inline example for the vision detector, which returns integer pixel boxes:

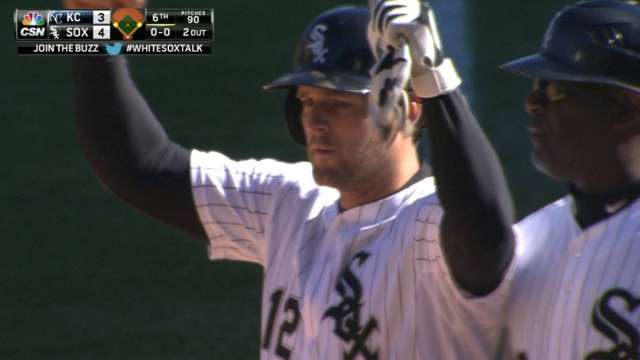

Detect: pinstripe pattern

[506,196,640,359]
[191,150,508,359]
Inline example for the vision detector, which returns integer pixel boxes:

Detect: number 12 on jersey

[262,289,301,359]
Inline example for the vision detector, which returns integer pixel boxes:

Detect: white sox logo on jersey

[307,24,328,64]
[586,288,640,360]
[323,251,379,360]
[515,288,640,360]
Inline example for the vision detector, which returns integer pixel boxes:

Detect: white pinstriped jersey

[506,196,640,360]
[190,149,509,360]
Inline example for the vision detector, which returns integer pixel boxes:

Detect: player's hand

[368,0,421,54]
[63,0,146,9]
[368,0,461,98]
[367,0,412,140]
[368,45,411,141]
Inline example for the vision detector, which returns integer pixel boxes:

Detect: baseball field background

[2,0,567,358]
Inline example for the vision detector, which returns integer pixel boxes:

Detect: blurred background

[2,0,569,358]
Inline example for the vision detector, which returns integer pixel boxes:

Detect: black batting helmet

[501,0,640,94]
[263,7,375,145]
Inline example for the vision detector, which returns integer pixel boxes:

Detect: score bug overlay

[15,8,214,55]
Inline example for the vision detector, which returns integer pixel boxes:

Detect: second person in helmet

[501,0,640,358]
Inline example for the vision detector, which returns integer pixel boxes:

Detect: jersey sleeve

[190,149,313,266]
[413,200,515,338]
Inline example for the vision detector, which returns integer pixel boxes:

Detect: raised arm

[67,0,205,240]
[422,91,515,296]
[72,56,206,240]
[369,0,515,296]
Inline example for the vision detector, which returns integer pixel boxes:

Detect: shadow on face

[296,85,389,190]
[523,81,623,182]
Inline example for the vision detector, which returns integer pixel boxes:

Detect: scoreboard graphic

[15,9,214,55]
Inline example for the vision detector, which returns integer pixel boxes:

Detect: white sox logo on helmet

[308,24,328,64]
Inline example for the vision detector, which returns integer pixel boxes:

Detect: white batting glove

[367,0,412,139]
[368,45,411,139]
[369,0,462,98]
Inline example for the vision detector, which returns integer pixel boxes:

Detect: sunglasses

[532,79,569,102]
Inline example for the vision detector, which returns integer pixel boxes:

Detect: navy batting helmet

[263,7,375,145]
[501,0,640,94]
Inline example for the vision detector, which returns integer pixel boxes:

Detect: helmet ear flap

[285,89,307,146]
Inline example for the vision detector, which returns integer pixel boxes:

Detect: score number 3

[262,289,301,359]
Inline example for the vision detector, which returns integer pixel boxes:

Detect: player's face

[524,80,618,181]
[297,85,389,190]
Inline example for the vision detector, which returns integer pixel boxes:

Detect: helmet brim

[500,52,640,93]
[263,68,370,93]
[500,53,603,83]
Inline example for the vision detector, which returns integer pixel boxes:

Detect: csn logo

[18,11,46,39]
[20,27,46,37]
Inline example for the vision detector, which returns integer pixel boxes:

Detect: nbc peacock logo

[22,11,45,26]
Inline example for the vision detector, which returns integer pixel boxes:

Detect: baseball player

[500,1,640,358]
[68,0,515,358]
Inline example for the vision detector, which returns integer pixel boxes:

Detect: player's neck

[339,150,421,211]
[571,160,639,195]
[569,157,640,227]
[570,180,640,228]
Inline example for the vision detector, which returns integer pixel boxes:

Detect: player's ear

[612,91,640,134]
[408,94,422,126]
